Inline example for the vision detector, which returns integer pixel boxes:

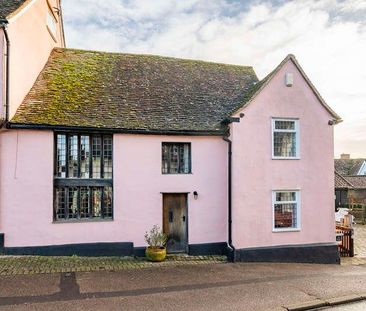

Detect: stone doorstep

[284,294,366,311]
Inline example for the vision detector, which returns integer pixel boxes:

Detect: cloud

[62,0,366,157]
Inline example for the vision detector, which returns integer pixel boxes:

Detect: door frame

[161,192,189,253]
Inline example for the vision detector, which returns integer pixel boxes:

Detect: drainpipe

[0,19,9,127]
[223,133,235,262]
[222,115,243,262]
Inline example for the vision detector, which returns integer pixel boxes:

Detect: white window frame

[272,190,301,232]
[271,118,300,159]
[46,9,57,41]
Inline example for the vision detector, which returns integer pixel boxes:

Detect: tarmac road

[0,262,366,311]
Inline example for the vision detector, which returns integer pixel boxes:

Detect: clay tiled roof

[10,48,259,134]
[334,159,365,176]
[344,176,366,189]
[0,0,28,19]
[335,171,353,189]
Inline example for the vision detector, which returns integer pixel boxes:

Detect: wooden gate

[336,225,354,257]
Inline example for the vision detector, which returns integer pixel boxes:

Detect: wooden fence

[336,225,354,257]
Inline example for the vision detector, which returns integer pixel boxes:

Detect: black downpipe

[223,132,235,262]
[0,20,9,126]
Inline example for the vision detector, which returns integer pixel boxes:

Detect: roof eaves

[288,55,342,123]
[5,0,33,20]
[335,170,354,188]
[7,122,225,136]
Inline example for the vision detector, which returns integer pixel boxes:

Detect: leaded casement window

[272,190,300,231]
[54,133,113,221]
[272,119,299,159]
[162,143,191,174]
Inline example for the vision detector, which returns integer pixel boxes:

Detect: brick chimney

[341,153,350,160]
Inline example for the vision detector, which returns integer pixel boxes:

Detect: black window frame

[162,142,192,174]
[53,133,113,222]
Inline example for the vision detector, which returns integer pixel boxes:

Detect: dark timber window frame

[53,133,113,222]
[162,142,192,174]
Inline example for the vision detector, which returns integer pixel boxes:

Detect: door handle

[182,216,186,222]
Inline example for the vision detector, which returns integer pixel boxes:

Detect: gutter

[222,115,243,262]
[0,19,9,127]
[7,123,225,136]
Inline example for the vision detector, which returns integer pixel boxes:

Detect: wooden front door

[163,193,187,253]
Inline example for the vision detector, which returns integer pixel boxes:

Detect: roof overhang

[7,122,225,136]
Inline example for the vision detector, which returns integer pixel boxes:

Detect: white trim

[357,160,366,176]
[271,118,300,159]
[272,190,301,232]
[7,0,37,22]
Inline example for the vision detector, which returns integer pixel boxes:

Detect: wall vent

[285,73,293,87]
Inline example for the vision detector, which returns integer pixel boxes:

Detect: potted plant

[144,225,168,262]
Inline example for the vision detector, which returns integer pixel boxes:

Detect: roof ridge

[229,53,342,122]
[52,47,255,70]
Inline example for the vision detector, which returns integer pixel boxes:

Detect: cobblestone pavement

[341,224,366,266]
[0,255,227,276]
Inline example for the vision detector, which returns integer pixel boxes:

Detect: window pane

[162,143,191,174]
[68,187,78,219]
[80,136,90,178]
[275,120,295,130]
[91,187,102,218]
[68,135,79,178]
[162,144,169,174]
[80,187,90,218]
[56,135,66,178]
[55,187,66,219]
[183,144,190,173]
[273,132,296,157]
[276,192,296,202]
[103,187,113,218]
[274,203,297,228]
[92,136,102,178]
[170,145,179,173]
[103,136,113,179]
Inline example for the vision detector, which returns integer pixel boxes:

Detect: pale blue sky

[62,0,366,157]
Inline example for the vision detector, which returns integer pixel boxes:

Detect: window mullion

[78,134,81,178]
[90,134,93,178]
[101,186,105,219]
[77,187,81,219]
[189,143,192,173]
[101,135,104,179]
[167,144,171,174]
[88,186,92,218]
[65,134,69,178]
[65,187,69,220]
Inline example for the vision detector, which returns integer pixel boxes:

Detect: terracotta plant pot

[145,246,167,262]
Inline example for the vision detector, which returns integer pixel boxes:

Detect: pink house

[0,0,342,263]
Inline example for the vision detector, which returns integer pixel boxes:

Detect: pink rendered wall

[0,29,4,120]
[0,131,228,247]
[7,0,64,119]
[231,59,335,249]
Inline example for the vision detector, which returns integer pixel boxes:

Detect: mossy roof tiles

[11,48,259,133]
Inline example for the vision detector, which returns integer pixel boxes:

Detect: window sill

[53,218,113,224]
[272,157,300,160]
[272,228,301,233]
[162,173,193,175]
